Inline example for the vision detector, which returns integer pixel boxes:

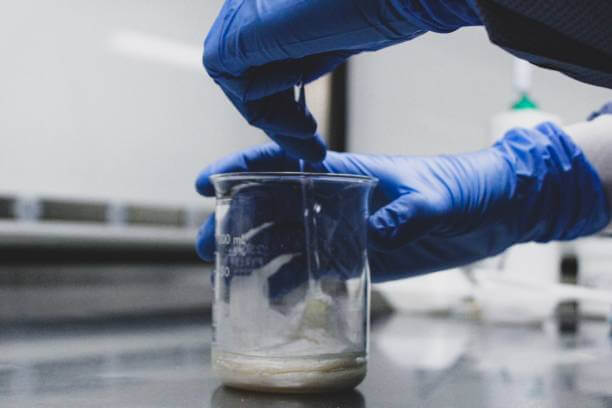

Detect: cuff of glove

[493,122,611,243]
[570,113,612,234]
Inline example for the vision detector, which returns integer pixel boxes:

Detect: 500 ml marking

[217,234,241,278]
[216,234,266,278]
[216,234,238,278]
[216,234,245,246]
[219,265,231,278]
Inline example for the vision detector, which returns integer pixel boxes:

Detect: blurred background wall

[0,0,330,323]
[0,0,328,206]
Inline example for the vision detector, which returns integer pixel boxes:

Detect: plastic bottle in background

[490,59,562,140]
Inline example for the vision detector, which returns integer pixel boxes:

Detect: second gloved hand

[203,0,481,161]
[196,122,610,281]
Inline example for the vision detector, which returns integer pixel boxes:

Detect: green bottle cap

[511,93,538,110]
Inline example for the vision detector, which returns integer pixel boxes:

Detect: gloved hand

[196,122,610,282]
[588,102,612,120]
[203,0,481,161]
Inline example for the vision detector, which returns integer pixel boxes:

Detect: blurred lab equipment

[466,259,612,325]
[455,61,612,327]
[490,59,562,139]
[210,172,376,392]
[211,386,365,408]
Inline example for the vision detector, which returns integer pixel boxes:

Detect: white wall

[349,27,612,155]
[0,1,329,206]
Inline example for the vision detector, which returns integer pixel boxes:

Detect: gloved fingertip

[294,140,327,163]
[195,174,216,197]
[588,102,612,121]
[195,215,216,262]
[367,215,396,251]
[269,133,327,163]
[367,194,439,251]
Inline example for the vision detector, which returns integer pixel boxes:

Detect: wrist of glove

[492,122,610,244]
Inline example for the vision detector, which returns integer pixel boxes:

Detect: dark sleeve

[470,0,612,89]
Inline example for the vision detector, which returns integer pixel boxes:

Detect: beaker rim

[210,172,378,184]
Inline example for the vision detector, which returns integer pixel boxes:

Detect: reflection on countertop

[212,387,365,408]
[1,314,611,407]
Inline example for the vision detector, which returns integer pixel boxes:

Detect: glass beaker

[210,172,377,393]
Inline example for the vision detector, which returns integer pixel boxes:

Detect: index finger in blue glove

[368,192,449,251]
[221,86,327,161]
[209,52,353,103]
[222,87,317,138]
[266,132,327,163]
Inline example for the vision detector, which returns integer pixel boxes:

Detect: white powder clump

[213,350,366,393]
[213,296,367,393]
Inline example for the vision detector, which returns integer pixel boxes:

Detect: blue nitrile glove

[196,122,610,282]
[203,0,481,162]
[588,102,612,121]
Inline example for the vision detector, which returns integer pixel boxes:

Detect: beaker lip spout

[210,172,378,184]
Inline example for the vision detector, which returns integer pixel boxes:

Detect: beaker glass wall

[211,172,377,393]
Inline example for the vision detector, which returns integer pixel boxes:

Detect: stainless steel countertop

[1,314,611,407]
